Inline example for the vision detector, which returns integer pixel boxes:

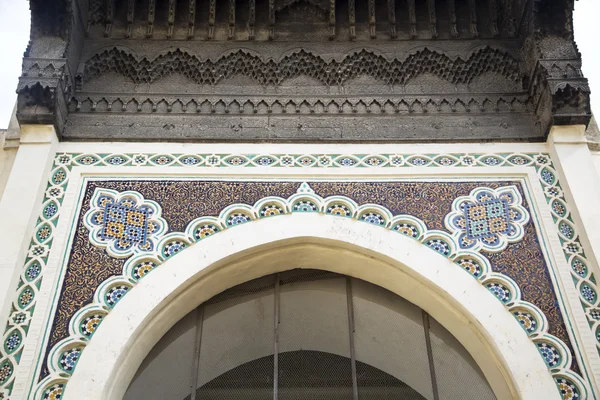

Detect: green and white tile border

[1,148,599,399]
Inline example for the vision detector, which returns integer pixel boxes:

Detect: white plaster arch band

[37,184,587,400]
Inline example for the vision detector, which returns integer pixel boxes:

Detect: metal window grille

[124,270,496,400]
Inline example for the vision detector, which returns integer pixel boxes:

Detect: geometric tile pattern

[100,203,149,244]
[465,198,510,239]
[84,189,168,258]
[445,186,529,253]
[0,151,594,400]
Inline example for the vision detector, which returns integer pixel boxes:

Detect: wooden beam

[387,0,396,38]
[448,0,458,37]
[228,0,236,39]
[126,0,135,38]
[104,0,115,37]
[468,0,479,37]
[408,0,417,39]
[248,0,256,39]
[147,0,156,38]
[188,0,196,38]
[269,0,275,40]
[329,0,336,40]
[167,0,177,39]
[368,0,376,38]
[504,0,517,36]
[427,0,437,38]
[208,0,216,39]
[349,0,356,40]
[489,0,499,36]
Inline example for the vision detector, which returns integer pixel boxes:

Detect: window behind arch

[124,270,496,400]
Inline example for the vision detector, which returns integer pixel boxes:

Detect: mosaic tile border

[0,151,596,400]
[37,182,587,399]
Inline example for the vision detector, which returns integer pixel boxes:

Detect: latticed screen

[124,270,496,400]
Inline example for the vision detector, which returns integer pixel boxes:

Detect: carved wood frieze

[14,0,592,139]
[84,0,514,41]
[68,95,531,116]
[81,47,522,87]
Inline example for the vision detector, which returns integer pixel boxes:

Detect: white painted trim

[0,126,58,327]
[519,169,600,392]
[65,214,558,400]
[56,141,548,154]
[11,171,93,398]
[549,126,600,277]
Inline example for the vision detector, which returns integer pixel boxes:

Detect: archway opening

[124,270,496,400]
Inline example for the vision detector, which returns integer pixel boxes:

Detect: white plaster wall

[592,151,600,177]
[0,130,17,201]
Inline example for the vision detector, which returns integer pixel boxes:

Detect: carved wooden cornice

[16,0,592,141]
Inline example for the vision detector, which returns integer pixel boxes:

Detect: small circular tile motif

[408,157,428,166]
[486,282,511,304]
[162,240,187,258]
[292,200,318,212]
[580,284,597,304]
[80,314,103,337]
[425,238,451,257]
[42,383,64,400]
[0,361,13,385]
[360,212,385,226]
[571,258,588,278]
[556,377,580,400]
[51,170,67,185]
[193,224,220,240]
[260,204,284,217]
[536,342,561,368]
[326,204,352,217]
[455,258,483,278]
[513,310,538,334]
[435,156,457,166]
[133,261,157,280]
[36,225,52,242]
[364,156,384,166]
[226,213,252,226]
[337,157,356,167]
[559,222,575,240]
[18,287,34,309]
[540,168,556,185]
[255,156,275,166]
[105,285,129,307]
[481,156,502,166]
[151,155,173,165]
[105,156,126,165]
[43,203,59,219]
[25,262,41,281]
[392,223,419,239]
[297,156,315,166]
[59,348,83,373]
[180,156,201,165]
[4,330,21,354]
[551,200,567,218]
[225,156,247,166]
[76,155,99,165]
[508,155,530,165]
